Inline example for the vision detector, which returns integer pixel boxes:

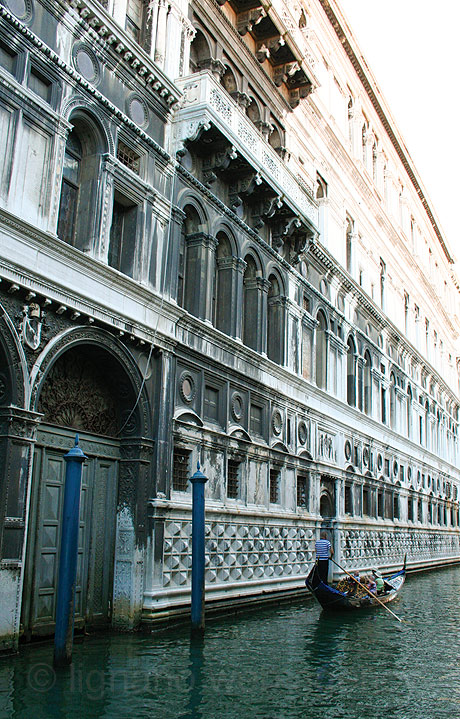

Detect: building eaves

[318,0,454,265]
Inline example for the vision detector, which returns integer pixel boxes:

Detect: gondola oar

[330,558,403,623]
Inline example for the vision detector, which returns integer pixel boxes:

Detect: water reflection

[179,636,205,719]
[2,567,460,718]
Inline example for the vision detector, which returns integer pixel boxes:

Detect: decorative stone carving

[318,431,336,462]
[162,518,314,587]
[18,304,44,352]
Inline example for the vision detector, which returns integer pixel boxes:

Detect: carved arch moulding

[0,302,28,408]
[61,96,116,156]
[29,326,152,437]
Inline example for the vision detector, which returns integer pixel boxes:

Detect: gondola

[305,557,406,612]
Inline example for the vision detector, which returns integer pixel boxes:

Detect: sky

[338,0,460,262]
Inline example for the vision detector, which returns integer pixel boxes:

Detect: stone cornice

[317,0,454,266]
[0,208,180,349]
[0,5,177,155]
[67,0,180,106]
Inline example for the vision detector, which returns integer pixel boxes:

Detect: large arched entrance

[22,339,149,638]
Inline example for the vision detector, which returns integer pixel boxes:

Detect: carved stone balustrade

[174,71,319,231]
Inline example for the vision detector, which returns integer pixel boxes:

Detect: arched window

[57,115,105,253]
[178,205,201,314]
[242,256,259,351]
[220,65,238,96]
[407,386,413,437]
[364,350,372,416]
[189,29,212,73]
[246,96,261,129]
[213,232,233,334]
[346,336,356,406]
[316,311,327,389]
[389,373,396,429]
[267,273,284,365]
[269,125,281,153]
[57,130,82,247]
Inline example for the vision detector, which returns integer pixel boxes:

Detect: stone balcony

[174,71,319,232]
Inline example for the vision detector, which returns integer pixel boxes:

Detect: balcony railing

[174,71,319,229]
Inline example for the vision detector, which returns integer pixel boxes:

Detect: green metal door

[22,427,119,638]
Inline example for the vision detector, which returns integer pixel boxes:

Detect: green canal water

[2,566,460,719]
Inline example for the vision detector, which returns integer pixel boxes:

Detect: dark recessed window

[227,459,240,499]
[109,192,138,275]
[57,130,82,246]
[345,485,352,514]
[117,140,140,174]
[269,468,280,504]
[204,385,219,422]
[28,67,52,103]
[0,42,17,75]
[172,447,190,492]
[296,475,308,509]
[250,404,263,436]
[363,486,370,516]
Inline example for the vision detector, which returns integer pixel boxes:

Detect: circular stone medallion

[6,0,32,21]
[127,96,148,127]
[231,393,243,422]
[179,373,195,403]
[73,45,99,84]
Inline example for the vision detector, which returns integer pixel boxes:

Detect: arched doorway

[22,340,149,638]
[320,492,333,518]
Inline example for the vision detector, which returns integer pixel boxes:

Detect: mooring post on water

[190,462,208,634]
[53,434,87,667]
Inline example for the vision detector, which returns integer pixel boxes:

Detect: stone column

[152,347,175,499]
[180,18,196,77]
[112,437,154,629]
[154,0,169,69]
[49,119,72,236]
[348,105,363,160]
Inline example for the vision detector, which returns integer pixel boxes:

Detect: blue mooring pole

[190,462,208,634]
[53,434,87,667]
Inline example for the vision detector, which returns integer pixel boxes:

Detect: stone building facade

[0,0,459,651]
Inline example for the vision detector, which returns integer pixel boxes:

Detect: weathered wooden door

[22,426,119,637]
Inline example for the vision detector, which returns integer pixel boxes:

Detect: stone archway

[22,335,152,638]
[320,492,333,518]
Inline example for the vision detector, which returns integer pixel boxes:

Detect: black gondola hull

[305,563,406,611]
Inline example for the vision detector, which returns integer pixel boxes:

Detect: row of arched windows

[179,203,286,365]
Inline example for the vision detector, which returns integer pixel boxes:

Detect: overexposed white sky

[338,1,460,260]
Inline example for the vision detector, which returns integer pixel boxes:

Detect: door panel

[22,431,119,637]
